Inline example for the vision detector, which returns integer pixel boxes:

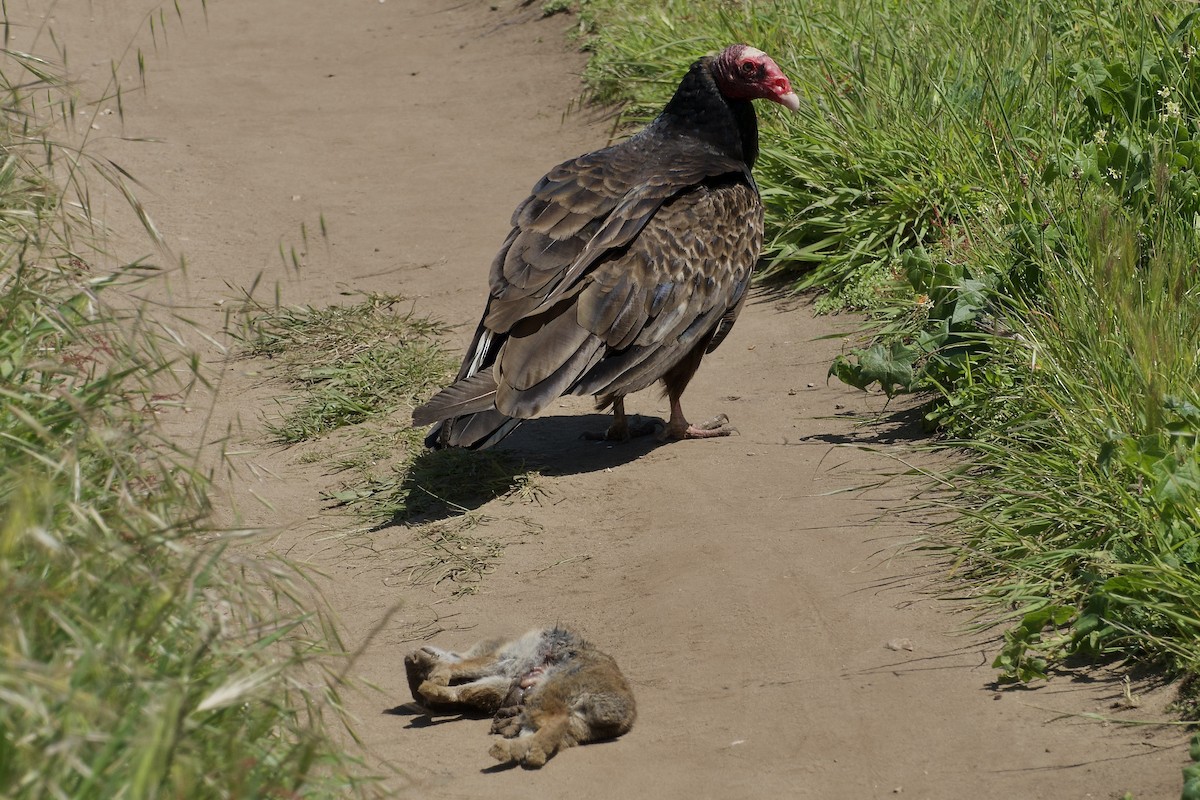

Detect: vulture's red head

[713,44,800,112]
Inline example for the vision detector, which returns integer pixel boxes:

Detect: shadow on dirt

[479,762,519,774]
[384,703,494,729]
[366,403,929,528]
[367,413,667,528]
[790,403,930,446]
[503,412,666,473]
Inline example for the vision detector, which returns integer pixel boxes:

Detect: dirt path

[30,0,1184,796]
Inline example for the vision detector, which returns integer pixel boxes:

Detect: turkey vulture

[414,44,798,449]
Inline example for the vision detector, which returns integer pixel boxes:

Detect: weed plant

[0,28,379,800]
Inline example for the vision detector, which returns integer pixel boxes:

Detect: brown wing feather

[482,146,746,333]
[571,178,762,401]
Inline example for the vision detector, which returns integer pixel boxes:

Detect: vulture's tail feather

[412,372,498,427]
[424,411,522,450]
[415,371,524,450]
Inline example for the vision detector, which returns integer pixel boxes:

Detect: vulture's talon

[684,422,738,439]
[660,414,737,440]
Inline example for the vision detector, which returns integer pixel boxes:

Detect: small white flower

[1160,101,1182,123]
[1107,168,1121,179]
[1158,85,1175,99]
[1093,127,1108,145]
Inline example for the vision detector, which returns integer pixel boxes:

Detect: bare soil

[26,0,1186,797]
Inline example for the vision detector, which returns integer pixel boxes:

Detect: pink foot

[660,413,737,440]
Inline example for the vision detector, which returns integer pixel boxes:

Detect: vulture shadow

[503,412,665,474]
[372,413,665,527]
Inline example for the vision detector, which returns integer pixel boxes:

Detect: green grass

[0,22,380,800]
[238,293,453,443]
[1186,732,1200,799]
[931,201,1200,682]
[573,0,1200,691]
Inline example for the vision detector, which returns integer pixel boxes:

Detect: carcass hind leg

[489,712,573,768]
[415,674,512,712]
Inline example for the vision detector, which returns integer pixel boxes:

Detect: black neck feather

[653,56,759,168]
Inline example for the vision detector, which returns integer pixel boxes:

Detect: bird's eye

[740,60,757,76]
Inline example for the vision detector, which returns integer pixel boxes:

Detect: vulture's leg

[582,397,657,442]
[658,339,736,441]
[662,397,735,440]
